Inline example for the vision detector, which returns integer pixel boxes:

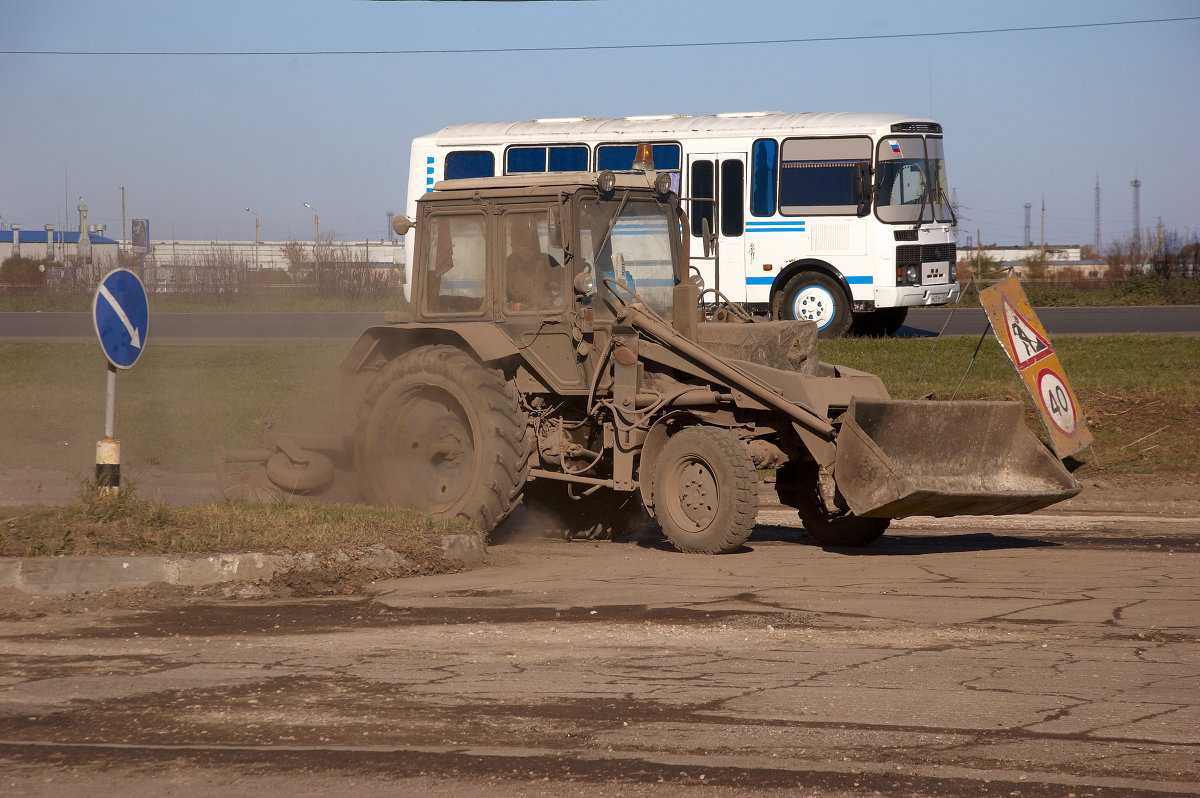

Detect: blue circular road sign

[93,268,149,369]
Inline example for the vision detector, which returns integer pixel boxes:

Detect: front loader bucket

[833,398,1081,519]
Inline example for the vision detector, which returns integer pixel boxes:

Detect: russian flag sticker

[889,140,901,154]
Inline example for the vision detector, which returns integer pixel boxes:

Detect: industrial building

[0,204,120,267]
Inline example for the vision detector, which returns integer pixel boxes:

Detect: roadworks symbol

[1002,298,1053,369]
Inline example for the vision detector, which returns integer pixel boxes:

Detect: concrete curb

[0,533,487,596]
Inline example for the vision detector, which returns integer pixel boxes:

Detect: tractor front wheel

[652,427,758,554]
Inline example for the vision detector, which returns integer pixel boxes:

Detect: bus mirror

[701,217,713,259]
[855,162,873,217]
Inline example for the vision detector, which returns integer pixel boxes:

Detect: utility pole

[1040,194,1045,253]
[120,186,126,253]
[304,203,320,286]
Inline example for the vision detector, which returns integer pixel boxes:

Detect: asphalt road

[1,305,1197,345]
[1,498,1197,797]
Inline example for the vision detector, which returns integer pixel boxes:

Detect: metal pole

[96,363,121,491]
[304,203,319,286]
[120,186,126,253]
[105,363,116,439]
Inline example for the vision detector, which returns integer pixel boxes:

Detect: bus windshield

[579,195,677,317]
[878,136,950,224]
[875,136,952,224]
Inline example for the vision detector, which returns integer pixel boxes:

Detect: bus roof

[414,112,941,145]
[426,170,661,196]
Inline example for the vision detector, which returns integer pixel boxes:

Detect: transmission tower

[1024,203,1032,247]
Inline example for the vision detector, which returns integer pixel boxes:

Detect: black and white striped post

[96,363,121,490]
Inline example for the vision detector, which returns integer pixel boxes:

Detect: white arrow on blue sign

[92,268,149,369]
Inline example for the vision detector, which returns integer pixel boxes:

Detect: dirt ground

[1,500,1198,797]
[1,472,1198,618]
[1,472,1199,797]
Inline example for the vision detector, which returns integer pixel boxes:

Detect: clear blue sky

[2,0,1197,248]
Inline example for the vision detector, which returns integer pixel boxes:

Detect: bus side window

[445,151,495,180]
[690,160,715,238]
[721,159,744,237]
[779,136,871,216]
[751,139,778,217]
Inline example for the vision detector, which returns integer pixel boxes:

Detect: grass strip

[1,335,1196,480]
[821,334,1200,476]
[2,481,475,560]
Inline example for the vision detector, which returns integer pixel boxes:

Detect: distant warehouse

[0,203,120,271]
[0,228,120,266]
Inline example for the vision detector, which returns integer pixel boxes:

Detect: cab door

[686,153,746,302]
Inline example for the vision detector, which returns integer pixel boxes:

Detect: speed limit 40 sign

[980,276,1092,458]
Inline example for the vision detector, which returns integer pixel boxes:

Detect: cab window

[422,213,487,315]
[503,211,566,313]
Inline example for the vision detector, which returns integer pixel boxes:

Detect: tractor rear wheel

[355,345,530,531]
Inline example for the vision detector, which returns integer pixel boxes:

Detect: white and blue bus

[405,111,959,337]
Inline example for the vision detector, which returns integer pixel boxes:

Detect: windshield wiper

[595,190,630,260]
[934,178,957,226]
[911,170,930,232]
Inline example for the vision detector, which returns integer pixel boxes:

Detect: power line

[3,16,1196,56]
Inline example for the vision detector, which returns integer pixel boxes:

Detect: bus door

[686,153,746,302]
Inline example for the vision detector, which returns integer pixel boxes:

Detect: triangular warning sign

[1001,298,1053,369]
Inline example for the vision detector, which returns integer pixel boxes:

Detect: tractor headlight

[654,172,673,197]
[574,270,596,295]
[597,170,616,195]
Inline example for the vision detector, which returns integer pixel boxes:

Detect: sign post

[980,276,1092,459]
[92,268,149,491]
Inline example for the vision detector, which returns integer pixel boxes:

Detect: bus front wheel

[775,272,853,339]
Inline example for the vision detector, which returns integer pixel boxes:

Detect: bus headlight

[897,264,920,286]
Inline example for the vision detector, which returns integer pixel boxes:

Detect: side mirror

[391,215,415,237]
[855,161,873,218]
[701,217,713,259]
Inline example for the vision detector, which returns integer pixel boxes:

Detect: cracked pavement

[1,507,1197,797]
